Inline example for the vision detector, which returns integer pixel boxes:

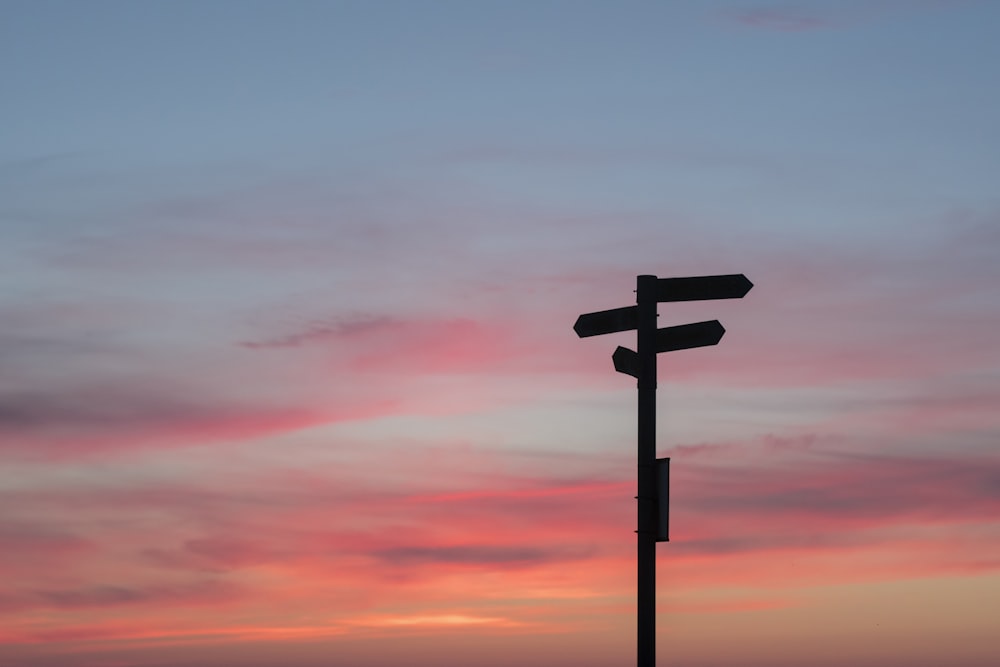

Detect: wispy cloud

[724,0,982,33]
[242,313,531,376]
[372,545,590,567]
[239,314,398,349]
[727,7,838,32]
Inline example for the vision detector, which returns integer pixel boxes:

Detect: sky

[1,0,999,665]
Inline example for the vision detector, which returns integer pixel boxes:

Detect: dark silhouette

[574,273,753,667]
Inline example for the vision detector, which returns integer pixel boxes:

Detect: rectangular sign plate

[656,457,669,542]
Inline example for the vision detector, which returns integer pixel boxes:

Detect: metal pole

[636,274,658,667]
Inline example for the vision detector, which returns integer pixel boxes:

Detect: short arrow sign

[613,346,639,378]
[656,274,753,303]
[611,320,725,377]
[574,305,638,338]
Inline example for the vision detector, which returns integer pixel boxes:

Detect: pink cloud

[0,521,93,580]
[0,389,335,460]
[2,435,998,658]
[243,313,525,375]
[7,441,997,595]
[347,318,517,374]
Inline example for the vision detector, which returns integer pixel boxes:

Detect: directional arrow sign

[656,274,753,302]
[611,320,725,377]
[655,319,725,352]
[612,346,639,378]
[574,305,638,338]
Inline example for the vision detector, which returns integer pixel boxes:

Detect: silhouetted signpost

[574,273,752,667]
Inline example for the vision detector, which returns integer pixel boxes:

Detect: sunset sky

[2,1,999,666]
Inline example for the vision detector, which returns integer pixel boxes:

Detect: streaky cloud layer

[2,1,999,666]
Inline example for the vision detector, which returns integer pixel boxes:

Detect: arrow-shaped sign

[613,346,639,378]
[574,305,638,338]
[612,320,726,377]
[656,319,725,352]
[656,274,752,303]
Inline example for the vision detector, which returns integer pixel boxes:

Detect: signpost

[574,273,752,667]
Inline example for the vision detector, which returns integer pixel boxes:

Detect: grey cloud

[31,580,242,610]
[374,544,593,567]
[0,386,319,459]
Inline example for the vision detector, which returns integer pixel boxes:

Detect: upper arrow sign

[656,274,753,302]
[574,305,638,338]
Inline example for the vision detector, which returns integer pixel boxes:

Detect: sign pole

[636,274,657,667]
